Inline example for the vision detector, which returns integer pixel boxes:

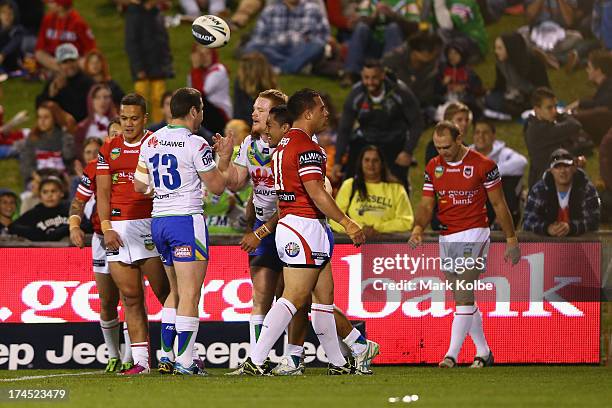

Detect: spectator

[382,31,443,122]
[18,167,64,214]
[180,0,226,16]
[592,0,612,50]
[0,0,24,73]
[471,120,527,226]
[318,92,340,180]
[36,43,95,122]
[330,145,414,237]
[124,0,174,123]
[485,32,550,118]
[525,87,584,189]
[523,148,600,236]
[325,0,360,42]
[437,41,484,118]
[188,44,232,135]
[568,50,612,143]
[0,188,17,235]
[20,101,75,186]
[334,59,424,191]
[425,101,471,164]
[0,105,28,159]
[15,0,44,54]
[9,175,69,241]
[74,84,116,156]
[600,127,612,221]
[34,0,96,72]
[147,89,172,133]
[430,0,488,61]
[233,51,277,126]
[82,49,125,108]
[241,0,330,74]
[340,0,416,85]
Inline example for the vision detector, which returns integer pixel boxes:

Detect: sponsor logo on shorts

[284,242,300,257]
[110,147,121,160]
[93,259,106,267]
[312,251,328,260]
[463,165,474,179]
[434,165,444,178]
[144,238,155,251]
[174,246,193,258]
[105,249,119,256]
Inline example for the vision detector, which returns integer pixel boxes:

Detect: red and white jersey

[423,149,501,235]
[97,132,153,221]
[75,159,101,234]
[272,128,326,219]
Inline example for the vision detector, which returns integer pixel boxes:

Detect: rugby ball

[192,15,231,48]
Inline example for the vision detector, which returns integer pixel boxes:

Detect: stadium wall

[0,237,605,368]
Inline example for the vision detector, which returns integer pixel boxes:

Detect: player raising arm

[409,121,520,369]
[135,87,226,375]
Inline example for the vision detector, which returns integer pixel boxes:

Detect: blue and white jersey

[139,125,216,217]
[234,135,276,222]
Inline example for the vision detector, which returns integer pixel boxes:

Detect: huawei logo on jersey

[251,168,274,188]
[148,136,159,148]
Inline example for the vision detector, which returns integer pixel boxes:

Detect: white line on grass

[0,371,103,382]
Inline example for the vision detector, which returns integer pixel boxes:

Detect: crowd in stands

[0,0,611,244]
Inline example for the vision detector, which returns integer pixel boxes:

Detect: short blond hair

[258,89,288,107]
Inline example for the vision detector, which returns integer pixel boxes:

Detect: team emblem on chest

[434,165,444,178]
[463,166,474,179]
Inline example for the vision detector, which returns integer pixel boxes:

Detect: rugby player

[97,93,171,375]
[409,121,521,368]
[135,87,227,375]
[241,89,365,376]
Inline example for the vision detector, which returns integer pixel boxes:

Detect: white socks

[311,303,346,367]
[122,322,133,363]
[251,298,296,366]
[131,341,149,368]
[343,327,367,356]
[100,318,121,359]
[176,316,200,367]
[445,305,476,360]
[249,314,265,352]
[469,306,490,358]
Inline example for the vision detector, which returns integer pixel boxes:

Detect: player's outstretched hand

[504,242,521,265]
[213,132,234,159]
[408,227,423,249]
[104,229,124,252]
[240,231,260,253]
[70,227,85,248]
[340,216,365,247]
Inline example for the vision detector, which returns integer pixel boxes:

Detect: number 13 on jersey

[149,153,182,190]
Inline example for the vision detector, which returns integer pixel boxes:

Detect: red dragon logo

[251,168,274,188]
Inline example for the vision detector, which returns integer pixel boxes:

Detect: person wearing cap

[36,43,94,122]
[34,0,96,72]
[8,176,69,241]
[523,148,600,237]
[0,188,17,236]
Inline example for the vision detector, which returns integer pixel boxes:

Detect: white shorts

[106,219,160,264]
[92,233,109,274]
[438,227,490,274]
[275,214,334,268]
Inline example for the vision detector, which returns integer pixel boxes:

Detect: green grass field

[0,367,611,407]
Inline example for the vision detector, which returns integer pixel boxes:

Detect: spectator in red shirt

[34,0,96,72]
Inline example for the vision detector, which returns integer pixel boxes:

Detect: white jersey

[234,135,276,222]
[139,125,216,217]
